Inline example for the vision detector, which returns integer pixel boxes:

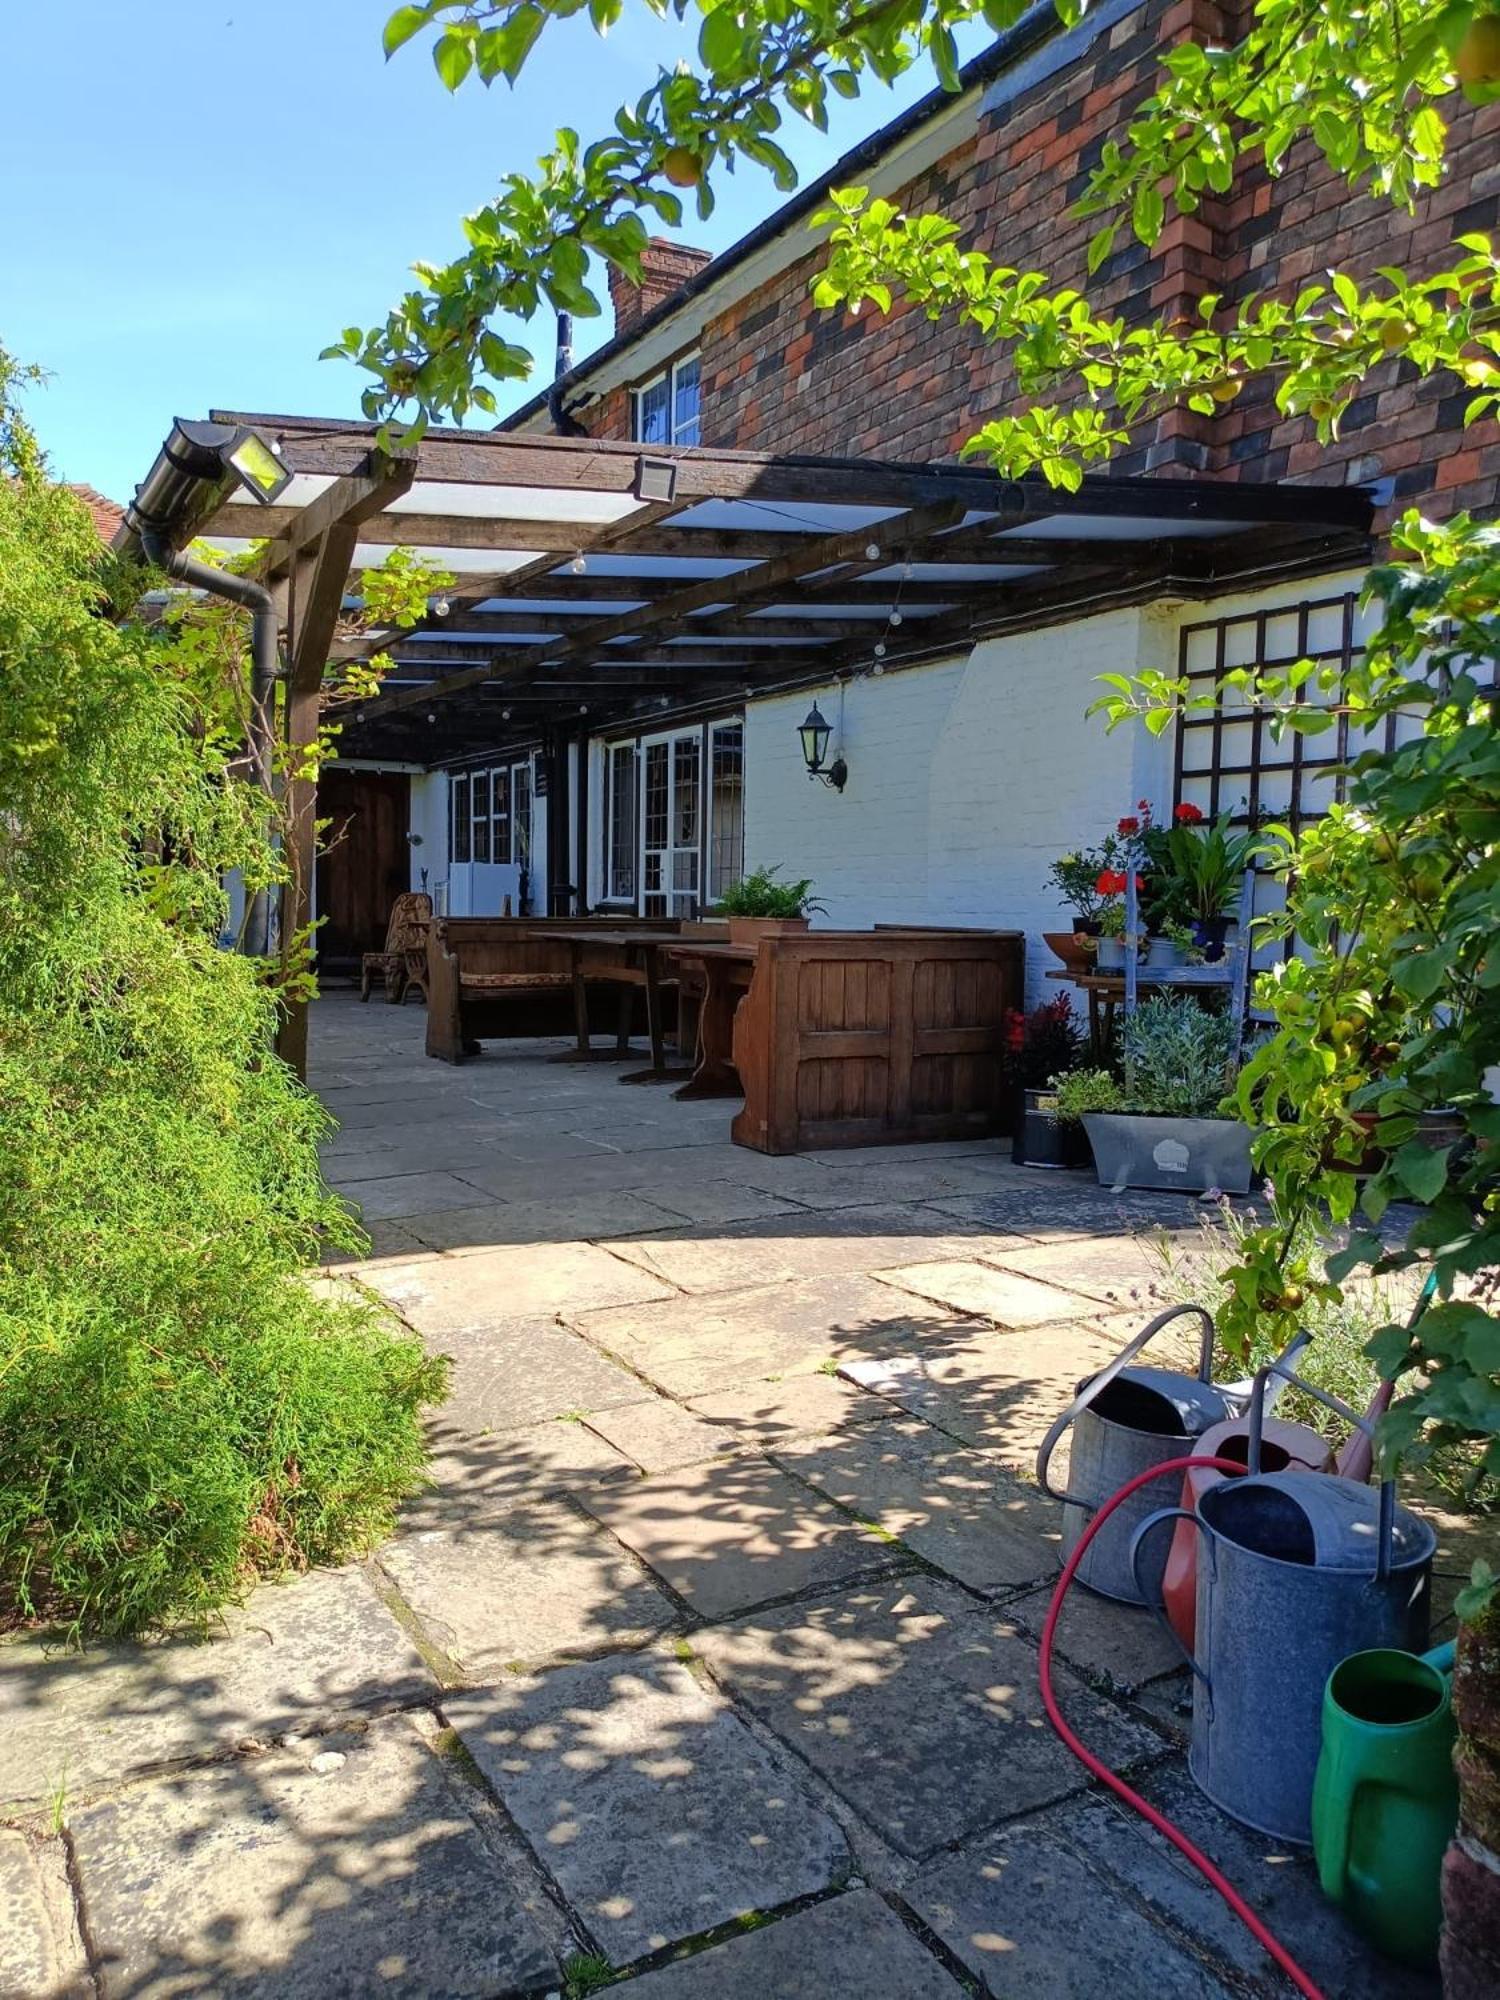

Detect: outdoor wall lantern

[222,427,294,507]
[798,703,847,791]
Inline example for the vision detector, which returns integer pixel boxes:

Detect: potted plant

[1162,803,1255,961]
[1078,991,1254,1193]
[1094,872,1145,970]
[1003,996,1089,1168]
[715,865,824,945]
[1045,848,1112,937]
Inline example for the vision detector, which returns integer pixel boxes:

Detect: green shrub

[1124,992,1240,1118]
[0,354,446,1639]
[1050,1067,1124,1123]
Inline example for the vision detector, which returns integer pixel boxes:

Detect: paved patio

[0,994,1457,1998]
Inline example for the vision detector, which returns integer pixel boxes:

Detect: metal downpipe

[138,531,282,957]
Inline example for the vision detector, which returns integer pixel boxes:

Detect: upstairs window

[634,353,701,447]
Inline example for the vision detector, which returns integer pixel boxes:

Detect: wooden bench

[729,927,1025,1153]
[425,916,682,1062]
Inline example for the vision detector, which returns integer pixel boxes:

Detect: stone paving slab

[838,1322,1120,1471]
[687,1372,896,1447]
[771,1420,1060,1595]
[695,1577,1162,1860]
[606,1205,992,1296]
[367,1245,673,1337]
[622,1887,966,1997]
[925,1184,1203,1241]
[872,1259,1101,1327]
[0,1569,433,1809]
[905,1812,1239,1999]
[572,1274,985,1399]
[1006,1581,1184,1693]
[69,1718,558,1999]
[429,1317,648,1432]
[628,1177,810,1227]
[402,1418,638,1529]
[988,1235,1164,1310]
[321,1219,432,1267]
[377,1500,677,1676]
[400,1190,690,1253]
[576,1455,901,1620]
[0,1831,85,2000]
[334,1170,496,1222]
[447,1653,851,1966]
[1116,1766,1442,2000]
[582,1398,728,1473]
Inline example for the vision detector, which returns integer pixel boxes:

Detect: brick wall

[576,0,1499,522]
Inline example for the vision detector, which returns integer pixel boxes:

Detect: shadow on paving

[64,1712,561,1999]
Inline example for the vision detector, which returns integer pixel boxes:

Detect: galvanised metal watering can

[1311,1638,1458,1967]
[1161,1409,1334,1652]
[1130,1361,1436,1844]
[1036,1307,1304,1605]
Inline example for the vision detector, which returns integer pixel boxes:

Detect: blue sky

[4,2,987,502]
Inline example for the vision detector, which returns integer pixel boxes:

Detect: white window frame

[632,351,701,448]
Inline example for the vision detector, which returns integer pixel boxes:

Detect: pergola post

[276,521,361,1077]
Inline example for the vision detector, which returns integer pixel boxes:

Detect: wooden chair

[361,892,433,1004]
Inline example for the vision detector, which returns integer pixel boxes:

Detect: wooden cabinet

[730,929,1023,1154]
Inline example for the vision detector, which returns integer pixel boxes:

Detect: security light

[798,703,847,792]
[223,427,293,506]
[634,455,678,503]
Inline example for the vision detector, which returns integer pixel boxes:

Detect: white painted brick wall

[408,771,448,902]
[745,605,1175,1005]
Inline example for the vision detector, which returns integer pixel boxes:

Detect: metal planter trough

[1081,1112,1254,1195]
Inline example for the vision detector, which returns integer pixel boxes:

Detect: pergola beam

[258,454,417,579]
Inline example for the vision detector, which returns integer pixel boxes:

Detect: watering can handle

[1129,1507,1213,1694]
[1035,1303,1216,1504]
[1248,1361,1397,1583]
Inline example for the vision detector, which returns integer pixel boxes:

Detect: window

[605,742,638,902]
[471,770,491,864]
[512,760,532,875]
[492,766,511,864]
[451,774,471,864]
[708,722,744,901]
[633,352,701,447]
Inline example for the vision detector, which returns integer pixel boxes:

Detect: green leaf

[432,31,472,91]
[1132,184,1164,246]
[1364,1322,1415,1380]
[1393,1140,1450,1204]
[1454,1560,1498,1625]
[383,5,429,59]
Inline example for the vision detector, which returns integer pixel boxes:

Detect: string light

[901,561,914,580]
[864,543,881,561]
[570,552,587,575]
[433,597,451,618]
[501,707,511,721]
[873,641,887,658]
[426,711,437,724]
[889,610,903,627]
[872,662,885,677]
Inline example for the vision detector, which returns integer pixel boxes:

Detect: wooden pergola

[132,410,1373,1071]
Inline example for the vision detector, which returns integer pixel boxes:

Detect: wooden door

[316,770,410,968]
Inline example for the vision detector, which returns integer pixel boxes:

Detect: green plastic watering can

[1311,1638,1458,1967]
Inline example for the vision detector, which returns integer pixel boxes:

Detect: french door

[640,731,701,918]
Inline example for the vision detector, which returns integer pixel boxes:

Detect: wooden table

[531,929,688,1083]
[662,941,756,1098]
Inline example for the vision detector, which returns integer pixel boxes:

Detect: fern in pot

[714,865,824,945]
[1073,991,1253,1194]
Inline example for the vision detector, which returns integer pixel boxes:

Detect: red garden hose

[1039,1453,1327,2000]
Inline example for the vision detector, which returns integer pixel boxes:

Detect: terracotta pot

[1043,929,1093,973]
[727,915,811,946]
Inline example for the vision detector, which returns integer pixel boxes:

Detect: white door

[639,731,702,918]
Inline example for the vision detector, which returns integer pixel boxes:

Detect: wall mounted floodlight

[634,454,678,503]
[222,426,293,506]
[798,703,847,792]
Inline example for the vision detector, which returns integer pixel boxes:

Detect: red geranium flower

[1174,801,1205,824]
[1096,869,1127,896]
[1117,815,1140,836]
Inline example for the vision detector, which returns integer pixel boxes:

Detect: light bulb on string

[433,597,451,618]
[864,543,881,561]
[570,552,587,575]
[873,641,887,659]
[889,610,903,627]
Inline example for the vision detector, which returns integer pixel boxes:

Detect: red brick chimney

[608,238,712,339]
